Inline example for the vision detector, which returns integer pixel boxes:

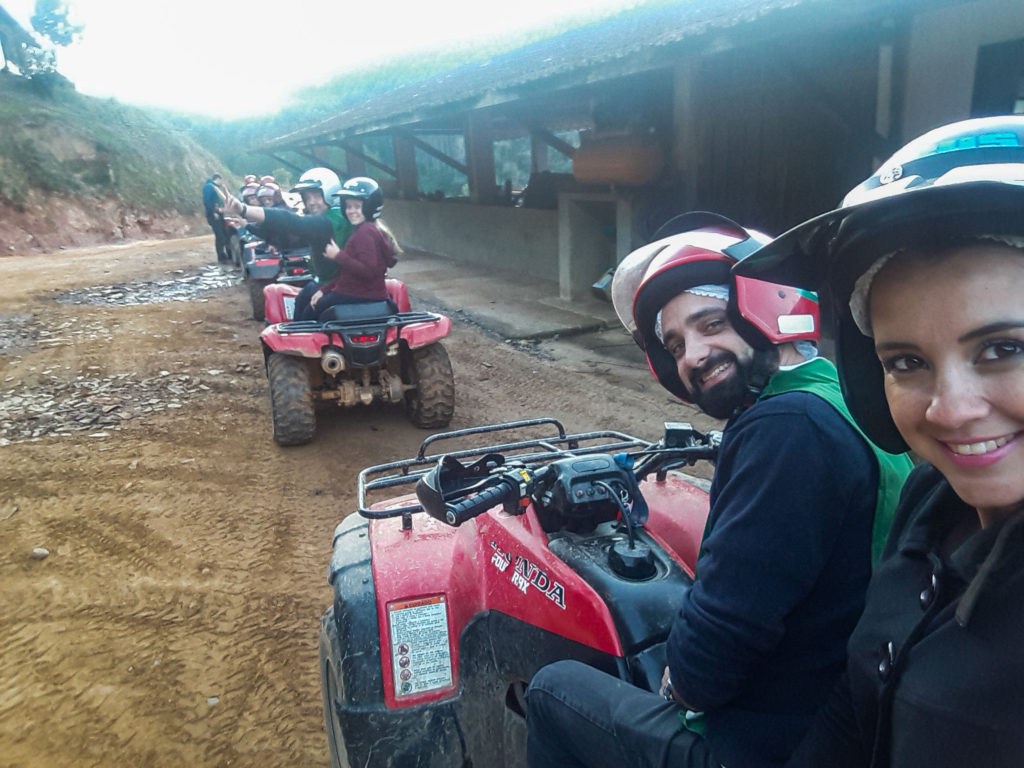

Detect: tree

[30,0,83,47]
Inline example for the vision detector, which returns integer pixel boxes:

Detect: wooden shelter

[261,0,1024,300]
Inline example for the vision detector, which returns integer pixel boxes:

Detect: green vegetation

[0,73,222,212]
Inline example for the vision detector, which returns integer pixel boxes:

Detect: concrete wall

[384,199,560,282]
[902,0,1024,138]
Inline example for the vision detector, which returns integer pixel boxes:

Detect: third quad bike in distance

[319,418,719,767]
[260,278,455,446]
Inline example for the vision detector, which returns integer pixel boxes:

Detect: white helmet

[289,167,342,202]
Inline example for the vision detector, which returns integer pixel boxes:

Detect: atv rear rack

[357,418,651,525]
[276,311,443,335]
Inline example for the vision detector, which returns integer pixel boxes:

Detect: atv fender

[639,473,709,579]
[366,504,626,712]
[386,279,411,313]
[321,514,468,768]
[260,327,329,359]
[400,316,452,349]
[264,282,303,325]
[323,499,700,767]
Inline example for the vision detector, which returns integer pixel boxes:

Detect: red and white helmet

[611,211,819,402]
[241,183,261,202]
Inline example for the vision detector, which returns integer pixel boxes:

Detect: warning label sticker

[388,595,453,697]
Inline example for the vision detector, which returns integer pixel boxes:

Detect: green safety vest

[681,356,913,737]
[316,209,355,282]
[758,356,914,564]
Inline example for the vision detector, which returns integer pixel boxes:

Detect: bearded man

[525,213,912,768]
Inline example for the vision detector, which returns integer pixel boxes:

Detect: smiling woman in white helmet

[736,115,1024,767]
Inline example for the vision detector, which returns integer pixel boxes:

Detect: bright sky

[4,0,637,118]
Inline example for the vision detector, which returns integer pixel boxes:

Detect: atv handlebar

[354,419,719,530]
[440,477,518,526]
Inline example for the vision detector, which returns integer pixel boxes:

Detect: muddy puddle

[54,264,239,306]
[0,265,248,444]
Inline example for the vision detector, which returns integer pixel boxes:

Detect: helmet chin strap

[732,347,779,419]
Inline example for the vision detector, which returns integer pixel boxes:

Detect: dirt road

[0,237,716,767]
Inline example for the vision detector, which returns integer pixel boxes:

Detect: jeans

[526,660,718,768]
[293,281,320,322]
[206,212,228,261]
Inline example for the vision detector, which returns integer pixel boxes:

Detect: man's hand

[325,239,342,262]
[222,195,243,217]
[660,666,683,706]
[310,289,324,309]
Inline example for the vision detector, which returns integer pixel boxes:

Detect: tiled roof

[264,0,927,150]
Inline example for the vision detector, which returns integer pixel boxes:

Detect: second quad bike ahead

[260,278,455,446]
[319,418,719,768]
[242,240,314,322]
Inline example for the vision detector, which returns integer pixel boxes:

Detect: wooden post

[531,132,550,173]
[672,58,701,211]
[344,137,366,177]
[466,114,497,205]
[391,130,419,200]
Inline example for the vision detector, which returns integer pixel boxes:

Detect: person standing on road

[221,167,354,321]
[307,176,400,319]
[202,173,229,263]
[736,115,1024,767]
[525,212,913,768]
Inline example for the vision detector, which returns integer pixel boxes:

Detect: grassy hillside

[0,72,224,213]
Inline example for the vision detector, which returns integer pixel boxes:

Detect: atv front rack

[357,418,651,526]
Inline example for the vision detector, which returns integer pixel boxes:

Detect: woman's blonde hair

[374,218,403,255]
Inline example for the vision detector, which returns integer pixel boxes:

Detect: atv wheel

[267,352,315,446]
[249,279,271,321]
[320,610,348,768]
[404,342,455,429]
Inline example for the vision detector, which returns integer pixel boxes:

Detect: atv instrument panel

[533,454,632,531]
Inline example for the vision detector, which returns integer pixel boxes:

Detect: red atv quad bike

[260,278,455,446]
[319,418,718,767]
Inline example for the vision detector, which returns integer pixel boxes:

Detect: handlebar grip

[444,479,516,526]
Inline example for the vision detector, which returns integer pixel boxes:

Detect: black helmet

[336,176,384,220]
[735,115,1024,452]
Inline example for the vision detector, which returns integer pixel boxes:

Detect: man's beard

[688,347,780,419]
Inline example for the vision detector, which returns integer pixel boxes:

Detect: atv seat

[318,300,397,323]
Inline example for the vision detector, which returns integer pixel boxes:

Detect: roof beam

[320,139,398,177]
[265,153,306,175]
[291,148,346,178]
[393,128,469,176]
[529,125,577,159]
